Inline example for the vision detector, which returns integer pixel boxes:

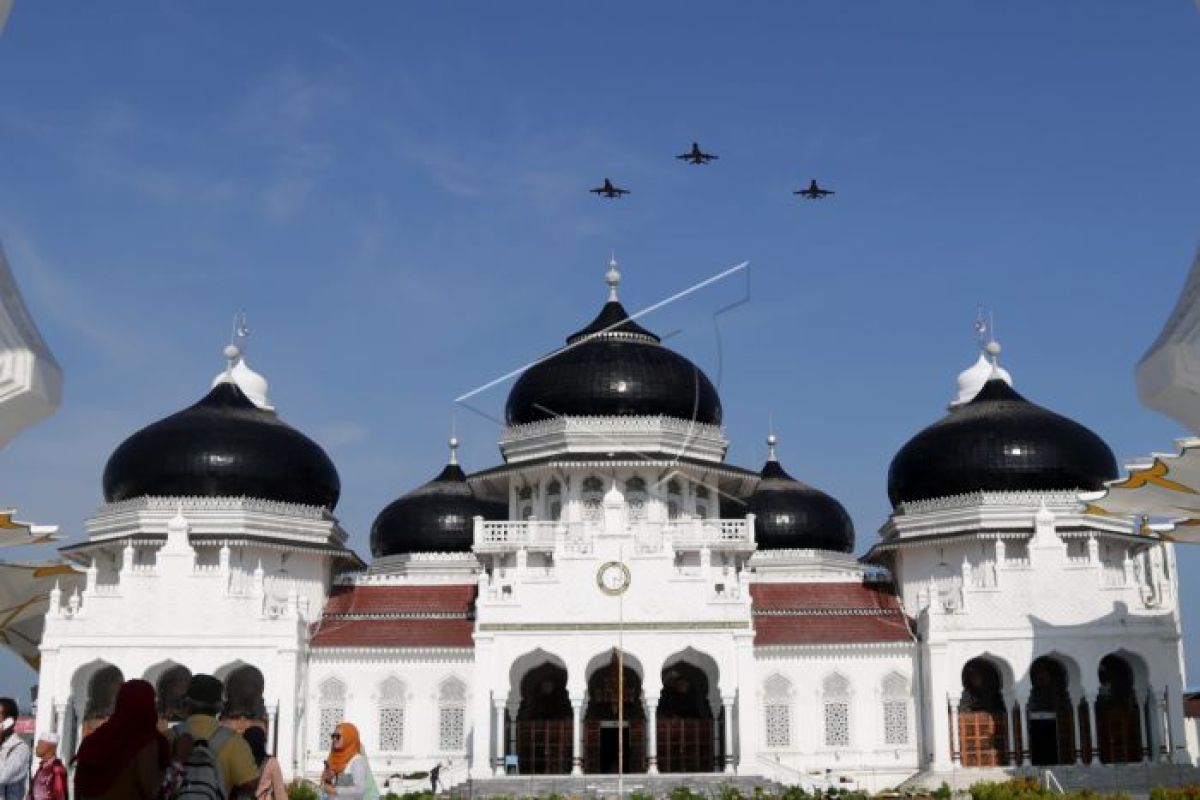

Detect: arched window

[582,477,604,523]
[822,673,851,747]
[881,672,909,745]
[763,674,792,748]
[625,476,647,522]
[379,677,406,753]
[438,678,467,751]
[317,677,347,748]
[666,480,682,521]
[546,481,562,522]
[155,664,192,722]
[695,485,710,519]
[518,486,534,521]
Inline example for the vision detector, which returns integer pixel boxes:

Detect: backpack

[165,722,234,800]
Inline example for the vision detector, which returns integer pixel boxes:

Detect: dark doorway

[516,662,572,774]
[584,654,645,773]
[657,662,715,772]
[1028,657,1074,765]
[959,659,1009,766]
[1096,655,1143,763]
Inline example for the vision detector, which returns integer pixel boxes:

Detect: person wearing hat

[169,674,260,798]
[28,731,67,800]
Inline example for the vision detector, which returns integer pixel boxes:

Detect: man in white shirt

[0,698,30,800]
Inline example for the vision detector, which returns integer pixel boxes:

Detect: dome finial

[767,431,779,462]
[606,254,621,302]
[952,308,1012,408]
[212,311,274,410]
[448,435,459,466]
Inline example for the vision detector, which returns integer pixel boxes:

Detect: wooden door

[517,719,573,774]
[959,710,1008,767]
[1096,703,1143,764]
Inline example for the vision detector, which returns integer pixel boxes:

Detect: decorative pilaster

[1085,693,1099,766]
[948,695,961,765]
[493,700,505,775]
[571,698,584,775]
[1020,699,1032,766]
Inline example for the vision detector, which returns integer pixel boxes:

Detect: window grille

[439,706,465,750]
[380,707,405,751]
[824,702,850,747]
[317,678,347,748]
[883,700,908,745]
[765,705,791,748]
[582,477,604,522]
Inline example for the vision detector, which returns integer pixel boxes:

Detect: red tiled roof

[750,581,902,611]
[311,618,475,648]
[322,584,476,615]
[751,582,912,646]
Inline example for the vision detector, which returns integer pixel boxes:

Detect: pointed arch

[822,672,851,747]
[316,676,346,747]
[763,673,793,749]
[437,676,468,751]
[880,672,910,745]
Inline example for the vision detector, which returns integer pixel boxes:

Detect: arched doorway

[585,653,645,773]
[656,662,715,773]
[155,664,192,723]
[1096,655,1143,763]
[82,664,124,737]
[1027,656,1075,765]
[222,664,266,735]
[958,659,1009,766]
[516,662,572,774]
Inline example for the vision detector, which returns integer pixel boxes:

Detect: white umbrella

[0,562,83,669]
[1080,437,1200,542]
[0,510,60,549]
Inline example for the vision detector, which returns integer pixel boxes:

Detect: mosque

[30,260,1194,789]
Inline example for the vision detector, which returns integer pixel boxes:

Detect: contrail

[454,260,749,403]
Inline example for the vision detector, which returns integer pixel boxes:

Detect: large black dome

[505,298,722,426]
[371,458,506,557]
[887,378,1117,507]
[749,453,855,552]
[103,382,341,509]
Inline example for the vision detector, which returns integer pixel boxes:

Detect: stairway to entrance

[449,772,787,799]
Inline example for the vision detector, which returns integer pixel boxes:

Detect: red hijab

[74,679,169,796]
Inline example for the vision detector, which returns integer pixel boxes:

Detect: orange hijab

[326,722,362,775]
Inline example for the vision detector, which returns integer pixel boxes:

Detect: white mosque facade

[30,264,1195,789]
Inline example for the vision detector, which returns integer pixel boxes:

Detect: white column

[948,696,961,765]
[493,700,505,775]
[1166,685,1187,763]
[571,698,584,776]
[1085,693,1099,766]
[722,695,736,774]
[1003,693,1017,766]
[1138,696,1151,763]
[645,695,659,775]
[1020,699,1032,766]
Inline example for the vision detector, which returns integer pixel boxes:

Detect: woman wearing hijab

[243,726,287,800]
[320,722,376,799]
[73,679,169,800]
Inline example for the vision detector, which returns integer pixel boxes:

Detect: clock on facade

[596,561,631,595]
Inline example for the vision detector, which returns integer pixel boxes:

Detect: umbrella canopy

[1080,437,1200,542]
[0,510,59,548]
[0,562,83,669]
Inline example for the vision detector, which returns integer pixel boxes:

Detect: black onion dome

[749,458,855,552]
[371,461,506,556]
[505,298,723,426]
[103,382,340,509]
[887,378,1118,507]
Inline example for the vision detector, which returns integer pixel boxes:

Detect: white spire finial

[212,311,274,410]
[951,308,1013,408]
[766,431,778,462]
[606,254,621,302]
[448,436,459,466]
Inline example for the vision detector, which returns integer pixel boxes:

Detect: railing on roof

[473,517,754,552]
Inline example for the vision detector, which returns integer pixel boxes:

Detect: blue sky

[0,2,1197,703]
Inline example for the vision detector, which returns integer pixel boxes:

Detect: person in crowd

[320,722,374,799]
[429,761,442,795]
[0,698,29,800]
[242,726,286,800]
[28,731,68,800]
[74,679,168,800]
[170,674,260,798]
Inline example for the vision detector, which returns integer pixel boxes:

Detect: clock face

[597,561,631,595]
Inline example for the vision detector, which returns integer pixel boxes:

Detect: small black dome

[749,458,855,552]
[887,378,1118,507]
[371,461,506,556]
[505,299,722,426]
[103,382,340,509]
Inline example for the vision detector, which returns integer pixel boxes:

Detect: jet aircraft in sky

[590,178,630,198]
[794,179,835,199]
[676,142,717,165]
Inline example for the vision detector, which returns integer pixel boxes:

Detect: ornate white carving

[500,414,728,464]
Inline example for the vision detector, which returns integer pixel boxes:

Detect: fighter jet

[590,178,630,199]
[676,142,717,165]
[794,179,834,199]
